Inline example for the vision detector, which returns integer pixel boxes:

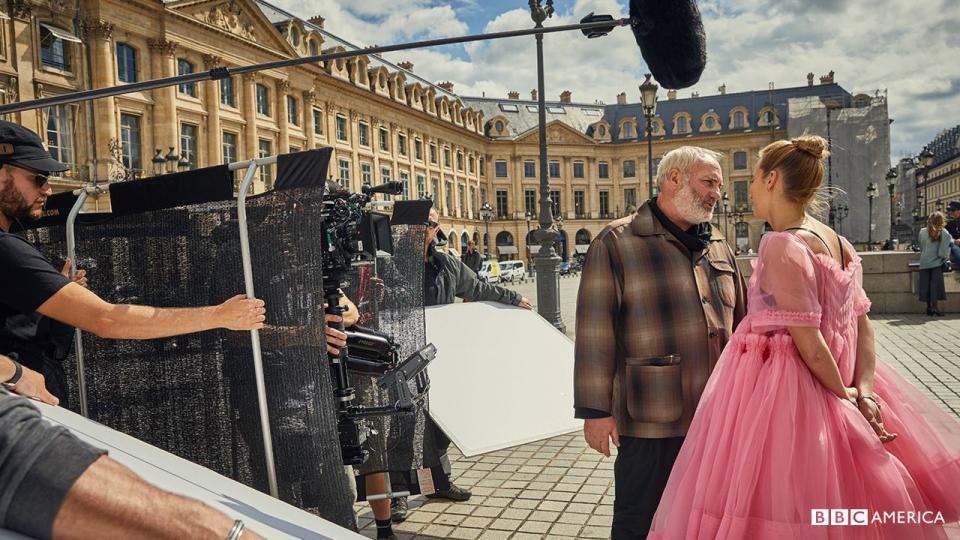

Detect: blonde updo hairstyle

[757,135,832,214]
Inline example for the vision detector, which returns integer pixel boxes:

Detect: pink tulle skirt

[648,332,960,540]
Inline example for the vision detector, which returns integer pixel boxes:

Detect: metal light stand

[65,184,106,419]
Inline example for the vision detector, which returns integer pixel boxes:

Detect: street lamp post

[866,182,878,246]
[919,146,935,220]
[722,192,730,239]
[525,211,534,276]
[480,201,493,258]
[886,167,898,244]
[152,149,166,176]
[529,0,565,332]
[639,73,658,200]
[825,99,841,228]
[164,146,178,174]
[836,203,850,234]
[732,206,746,253]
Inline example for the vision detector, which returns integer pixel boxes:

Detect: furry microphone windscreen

[629,0,707,89]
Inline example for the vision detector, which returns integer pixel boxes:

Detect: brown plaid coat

[574,202,747,438]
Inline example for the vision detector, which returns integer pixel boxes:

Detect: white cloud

[270,0,960,157]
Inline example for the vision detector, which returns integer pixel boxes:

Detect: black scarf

[648,197,712,253]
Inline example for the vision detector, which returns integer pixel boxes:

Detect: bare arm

[0,354,58,405]
[852,314,876,396]
[787,326,854,402]
[36,282,265,340]
[52,455,265,540]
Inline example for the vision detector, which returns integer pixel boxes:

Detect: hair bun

[791,136,828,160]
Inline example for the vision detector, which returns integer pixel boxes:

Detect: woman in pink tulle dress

[649,136,960,539]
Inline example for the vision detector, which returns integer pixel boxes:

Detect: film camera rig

[319,180,435,466]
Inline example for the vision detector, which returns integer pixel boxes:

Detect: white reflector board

[425,302,579,456]
[15,402,364,540]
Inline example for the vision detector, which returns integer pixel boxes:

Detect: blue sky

[267,0,960,160]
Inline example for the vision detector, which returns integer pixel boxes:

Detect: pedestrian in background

[918,211,952,317]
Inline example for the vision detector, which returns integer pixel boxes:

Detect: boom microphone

[628,0,706,89]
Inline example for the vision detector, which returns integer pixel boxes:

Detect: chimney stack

[398,61,414,71]
[560,90,572,103]
[807,72,815,86]
[531,89,538,100]
[508,91,520,100]
[718,83,726,95]
[438,81,454,92]
[819,70,835,85]
[616,92,627,105]
[691,91,699,98]
[667,89,677,100]
[308,16,325,28]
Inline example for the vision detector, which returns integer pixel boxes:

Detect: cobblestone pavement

[355,274,960,539]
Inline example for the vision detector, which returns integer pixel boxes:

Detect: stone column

[241,73,258,162]
[563,157,574,219]
[148,38,179,171]
[84,19,117,180]
[587,157,599,218]
[276,79,290,154]
[203,55,222,166]
[303,90,317,148]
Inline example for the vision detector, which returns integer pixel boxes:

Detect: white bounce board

[2,402,365,540]
[425,302,580,457]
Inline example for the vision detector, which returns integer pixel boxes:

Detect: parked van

[478,260,501,283]
[499,260,526,282]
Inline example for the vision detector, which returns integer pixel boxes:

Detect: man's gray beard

[674,182,714,224]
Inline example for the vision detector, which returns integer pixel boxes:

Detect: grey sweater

[427,250,521,307]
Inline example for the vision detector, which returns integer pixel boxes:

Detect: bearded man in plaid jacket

[574,146,747,539]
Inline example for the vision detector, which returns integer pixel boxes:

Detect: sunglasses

[9,165,50,189]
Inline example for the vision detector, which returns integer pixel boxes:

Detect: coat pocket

[708,258,737,308]
[625,356,683,423]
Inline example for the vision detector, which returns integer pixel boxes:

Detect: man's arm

[0,354,58,405]
[574,239,621,457]
[36,282,265,340]
[452,257,522,305]
[731,246,748,328]
[53,455,265,540]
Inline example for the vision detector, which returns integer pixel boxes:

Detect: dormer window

[290,26,300,47]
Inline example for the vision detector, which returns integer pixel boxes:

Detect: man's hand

[215,295,266,330]
[584,416,619,457]
[324,314,347,355]
[61,258,87,289]
[518,297,533,310]
[8,365,59,405]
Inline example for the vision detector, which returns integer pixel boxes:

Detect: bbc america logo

[811,509,946,526]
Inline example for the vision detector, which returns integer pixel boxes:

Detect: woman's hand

[857,396,898,443]
[844,386,859,406]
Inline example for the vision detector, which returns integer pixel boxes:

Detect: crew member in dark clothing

[391,206,532,522]
[945,201,960,265]
[461,240,482,275]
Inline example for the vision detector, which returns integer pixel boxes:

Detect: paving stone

[588,514,614,527]
[446,527,484,539]
[489,518,523,531]
[460,516,494,529]
[580,525,613,538]
[518,521,552,534]
[472,506,504,518]
[509,533,544,540]
[549,523,584,536]
[528,510,561,522]
[419,524,455,537]
[537,500,568,512]
[509,499,539,510]
[557,512,590,525]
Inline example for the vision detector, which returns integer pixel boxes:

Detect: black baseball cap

[948,201,960,212]
[0,120,69,173]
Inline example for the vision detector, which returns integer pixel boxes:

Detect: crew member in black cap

[945,201,960,265]
[0,120,268,405]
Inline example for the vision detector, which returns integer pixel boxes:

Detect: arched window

[290,26,300,46]
[309,40,318,56]
[495,120,504,132]
[676,116,688,133]
[575,229,591,245]
[461,232,469,247]
[599,125,606,136]
[733,111,746,129]
[704,116,716,130]
[496,231,514,245]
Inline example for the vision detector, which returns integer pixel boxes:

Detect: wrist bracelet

[3,359,22,389]
[226,520,244,540]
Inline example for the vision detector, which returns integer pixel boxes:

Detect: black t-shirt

[0,231,71,368]
[946,219,960,242]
